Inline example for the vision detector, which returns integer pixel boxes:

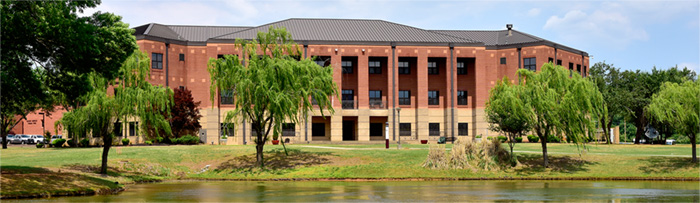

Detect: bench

[437,136,455,144]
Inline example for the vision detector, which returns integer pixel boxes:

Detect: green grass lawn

[2,143,698,198]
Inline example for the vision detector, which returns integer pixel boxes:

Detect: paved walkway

[298,145,694,157]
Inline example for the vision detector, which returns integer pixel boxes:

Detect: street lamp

[396,107,401,149]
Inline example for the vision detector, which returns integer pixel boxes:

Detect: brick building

[14,18,588,145]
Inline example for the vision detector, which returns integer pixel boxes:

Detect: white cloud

[544,9,648,49]
[527,8,541,17]
[677,63,698,72]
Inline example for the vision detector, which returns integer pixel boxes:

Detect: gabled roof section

[433,29,586,56]
[133,23,252,45]
[211,18,479,46]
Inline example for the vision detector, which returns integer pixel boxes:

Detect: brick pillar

[416,51,429,141]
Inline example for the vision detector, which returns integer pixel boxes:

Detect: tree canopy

[646,80,699,162]
[516,63,607,168]
[485,76,532,163]
[170,87,202,138]
[208,27,338,167]
[57,51,172,174]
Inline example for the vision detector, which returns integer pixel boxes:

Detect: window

[221,89,234,105]
[523,57,536,71]
[342,89,354,109]
[369,61,381,74]
[428,62,438,75]
[428,91,439,105]
[576,64,581,74]
[251,123,261,137]
[179,53,185,61]
[370,123,383,137]
[556,59,562,66]
[398,62,410,74]
[369,90,383,108]
[569,63,574,76]
[457,62,467,75]
[221,123,234,137]
[398,90,410,105]
[458,123,468,136]
[114,122,122,137]
[315,60,326,67]
[400,123,411,136]
[217,54,224,59]
[129,122,138,136]
[282,123,295,137]
[500,57,507,65]
[342,61,353,74]
[583,66,587,76]
[457,91,468,105]
[548,57,553,63]
[429,123,440,136]
[151,53,163,69]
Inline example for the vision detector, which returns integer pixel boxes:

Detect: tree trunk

[605,120,613,144]
[691,134,697,163]
[101,134,112,174]
[256,142,264,168]
[540,137,549,168]
[634,113,645,144]
[2,135,7,149]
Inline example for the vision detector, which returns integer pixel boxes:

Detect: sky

[86,0,699,72]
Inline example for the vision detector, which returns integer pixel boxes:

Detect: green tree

[57,52,172,174]
[1,0,136,146]
[485,77,532,164]
[208,27,338,167]
[589,62,625,144]
[0,67,51,149]
[618,67,695,144]
[646,80,699,162]
[517,63,607,168]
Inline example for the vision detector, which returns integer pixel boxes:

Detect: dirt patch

[216,148,333,171]
[0,166,122,199]
[514,154,596,175]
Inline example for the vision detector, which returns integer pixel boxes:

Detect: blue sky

[89,0,699,72]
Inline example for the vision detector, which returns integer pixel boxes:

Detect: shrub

[122,138,130,146]
[145,141,153,145]
[80,138,90,147]
[36,142,44,148]
[52,138,66,147]
[476,135,482,138]
[514,137,523,143]
[547,135,561,143]
[527,135,539,143]
[179,135,199,145]
[423,144,448,169]
[156,137,164,143]
[67,139,77,147]
[486,137,494,141]
[425,138,512,171]
[497,136,507,143]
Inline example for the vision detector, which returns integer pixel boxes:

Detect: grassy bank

[1,143,698,198]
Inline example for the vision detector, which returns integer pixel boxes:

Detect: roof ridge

[377,20,478,43]
[210,18,298,39]
[167,25,252,28]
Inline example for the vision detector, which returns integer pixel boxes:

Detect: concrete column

[357,110,370,141]
[330,115,343,141]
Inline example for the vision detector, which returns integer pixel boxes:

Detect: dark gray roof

[211,18,479,46]
[433,29,586,56]
[133,23,251,43]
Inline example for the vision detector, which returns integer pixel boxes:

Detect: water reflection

[10,180,700,202]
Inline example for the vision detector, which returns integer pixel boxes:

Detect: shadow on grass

[638,157,700,174]
[514,154,595,176]
[215,148,333,174]
[1,166,120,198]
[63,163,167,182]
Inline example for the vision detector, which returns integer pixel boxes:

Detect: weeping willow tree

[646,80,699,163]
[517,63,607,168]
[208,27,338,168]
[57,51,172,174]
[485,76,533,164]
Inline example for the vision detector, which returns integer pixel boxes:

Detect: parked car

[9,134,23,144]
[5,134,15,143]
[50,135,63,144]
[32,135,45,144]
[17,135,32,144]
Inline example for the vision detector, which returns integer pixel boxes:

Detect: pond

[12,180,700,202]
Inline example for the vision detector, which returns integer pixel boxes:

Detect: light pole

[38,112,45,146]
[396,107,401,149]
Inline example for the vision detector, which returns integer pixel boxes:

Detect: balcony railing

[369,100,385,109]
[342,100,355,109]
[429,130,441,136]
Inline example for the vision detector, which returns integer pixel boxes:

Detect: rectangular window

[221,123,234,137]
[129,122,138,136]
[457,62,467,75]
[457,90,468,105]
[217,54,224,59]
[342,89,354,109]
[114,122,122,137]
[368,61,381,74]
[523,57,536,71]
[427,62,438,75]
[557,59,562,66]
[342,61,353,74]
[220,89,234,105]
[151,53,163,69]
[400,123,411,136]
[548,57,553,63]
[369,90,383,108]
[251,123,261,137]
[500,57,507,65]
[282,123,295,137]
[583,66,587,76]
[398,90,410,105]
[576,64,581,74]
[179,53,185,61]
[458,123,468,136]
[569,62,574,76]
[398,61,410,74]
[428,91,439,105]
[429,123,440,136]
[370,123,383,137]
